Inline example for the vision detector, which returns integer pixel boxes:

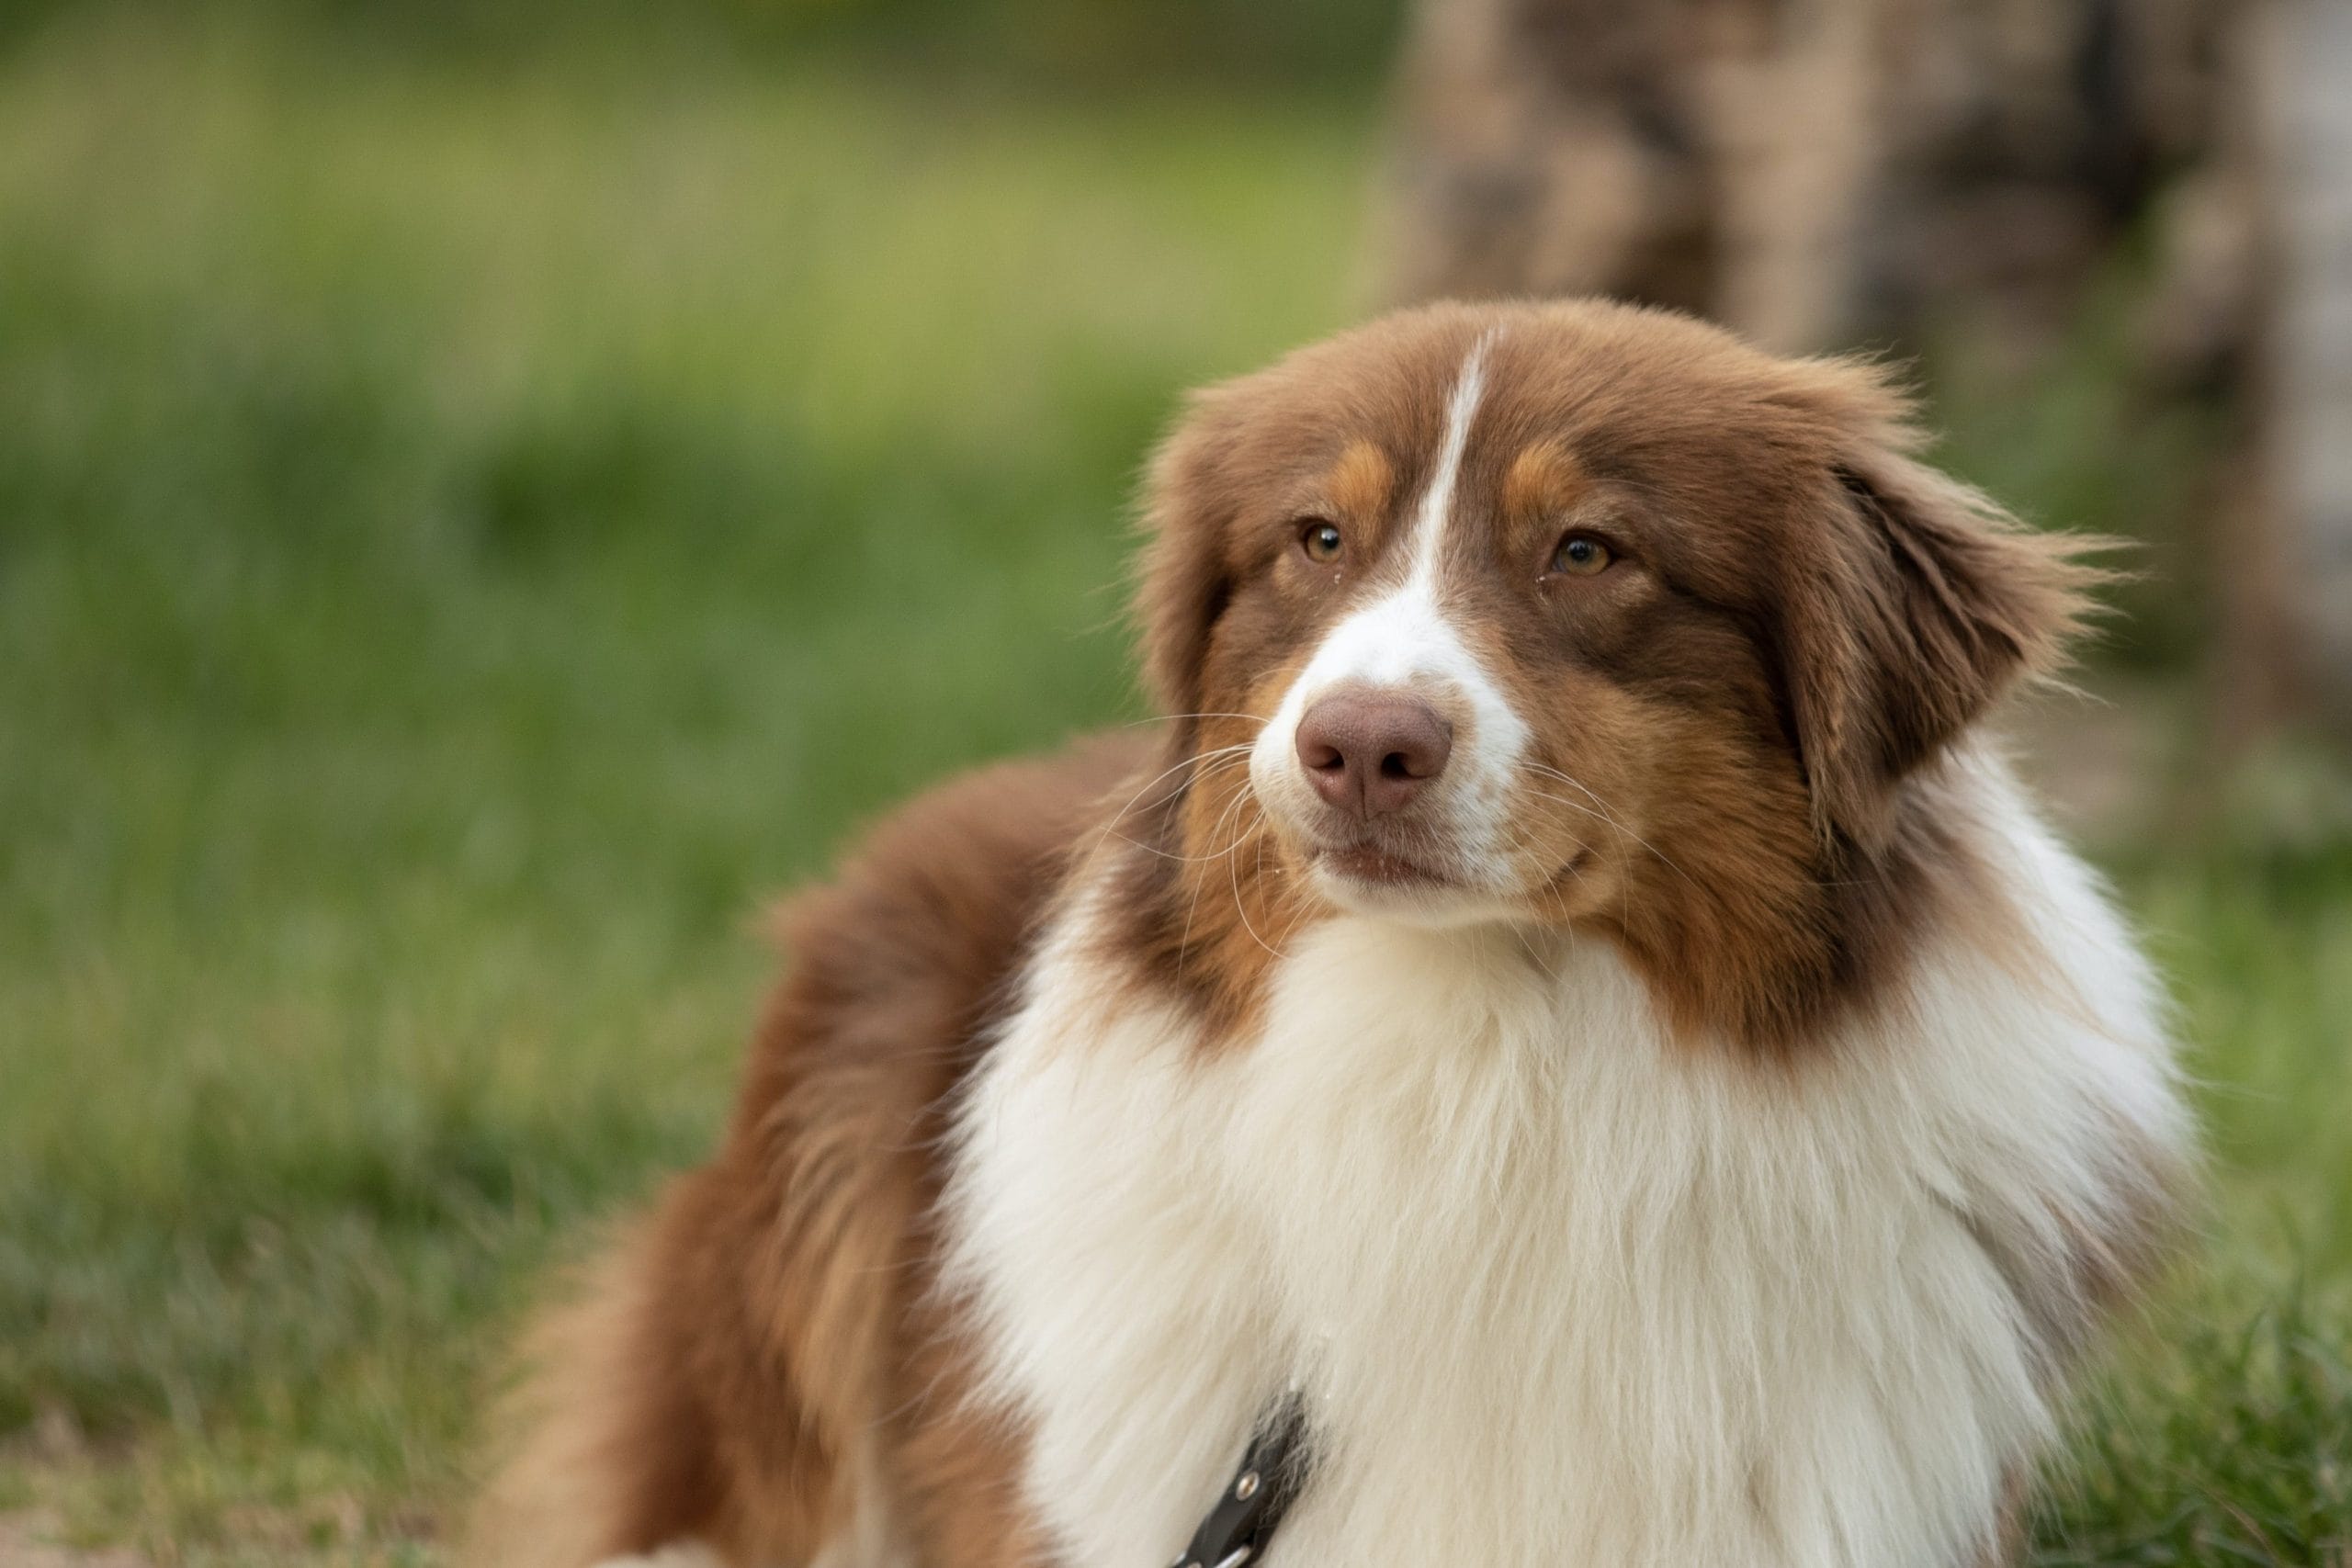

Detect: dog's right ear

[1135,385,1246,723]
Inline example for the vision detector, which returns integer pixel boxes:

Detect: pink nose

[1294,692,1454,819]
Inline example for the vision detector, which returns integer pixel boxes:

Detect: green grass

[1,13,2346,1564]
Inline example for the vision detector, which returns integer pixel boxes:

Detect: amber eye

[1551,534,1612,576]
[1300,520,1344,563]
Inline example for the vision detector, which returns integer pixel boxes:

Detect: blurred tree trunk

[1384,0,2352,740]
[2259,0,2352,735]
[1383,0,2215,355]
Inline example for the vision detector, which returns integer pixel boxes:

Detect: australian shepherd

[470,299,2191,1568]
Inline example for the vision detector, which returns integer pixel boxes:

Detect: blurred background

[1,0,2346,1562]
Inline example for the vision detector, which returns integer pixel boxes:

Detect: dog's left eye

[1551,534,1613,576]
[1300,520,1344,563]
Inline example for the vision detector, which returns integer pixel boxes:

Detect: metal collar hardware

[1169,1393,1311,1568]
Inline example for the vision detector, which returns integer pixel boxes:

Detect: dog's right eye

[1299,520,1344,563]
[1550,533,1614,577]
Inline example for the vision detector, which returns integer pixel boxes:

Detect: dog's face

[1135,302,2086,1034]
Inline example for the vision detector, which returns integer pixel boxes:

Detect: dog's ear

[1134,386,1246,722]
[1779,411,2099,852]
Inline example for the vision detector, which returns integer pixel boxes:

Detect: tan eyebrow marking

[1503,440,1592,521]
[1323,440,1395,521]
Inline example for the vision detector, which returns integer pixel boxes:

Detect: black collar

[1169,1393,1313,1568]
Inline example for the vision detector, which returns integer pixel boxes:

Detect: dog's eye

[1299,520,1344,563]
[1551,534,1612,576]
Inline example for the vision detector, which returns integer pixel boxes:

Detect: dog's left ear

[1779,413,2098,852]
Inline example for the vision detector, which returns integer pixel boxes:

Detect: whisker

[1180,781,1259,964]
[1122,712,1272,729]
[1227,798,1288,963]
[1103,760,1261,864]
[1272,880,1319,955]
[1091,744,1254,856]
[1519,763,1692,885]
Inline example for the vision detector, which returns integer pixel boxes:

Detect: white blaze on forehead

[1400,328,1496,592]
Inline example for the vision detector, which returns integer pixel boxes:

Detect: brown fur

[470,736,1144,1567]
[471,300,2133,1566]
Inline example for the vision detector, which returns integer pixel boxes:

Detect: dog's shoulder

[740,726,1152,1120]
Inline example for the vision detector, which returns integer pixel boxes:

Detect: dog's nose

[1295,692,1454,818]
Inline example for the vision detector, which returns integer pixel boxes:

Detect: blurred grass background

[0,6,2345,1564]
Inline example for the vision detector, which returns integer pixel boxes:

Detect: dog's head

[1128,300,2094,1046]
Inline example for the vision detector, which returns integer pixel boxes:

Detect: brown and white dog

[470,300,2190,1568]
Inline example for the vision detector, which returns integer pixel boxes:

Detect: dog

[469,299,2191,1568]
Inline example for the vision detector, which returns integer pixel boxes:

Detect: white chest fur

[946,775,2184,1568]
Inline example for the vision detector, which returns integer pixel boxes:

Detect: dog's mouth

[1310,840,1462,890]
